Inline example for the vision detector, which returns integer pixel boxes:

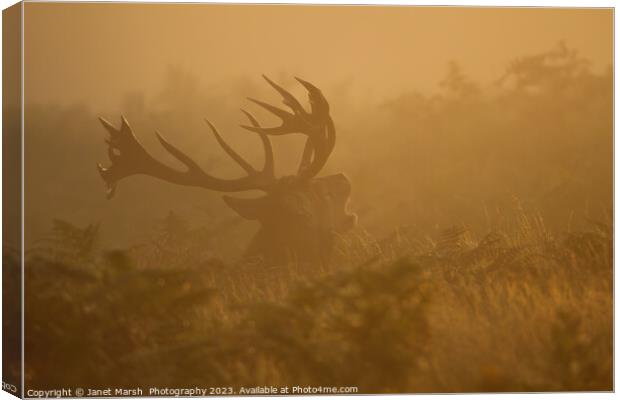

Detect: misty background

[22,4,612,254]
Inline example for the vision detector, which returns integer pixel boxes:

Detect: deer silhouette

[97,76,356,265]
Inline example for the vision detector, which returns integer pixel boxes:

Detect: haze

[25,4,611,110]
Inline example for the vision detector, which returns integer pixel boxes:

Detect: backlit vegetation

[7,44,612,392]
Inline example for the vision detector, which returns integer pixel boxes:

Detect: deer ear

[223,195,271,220]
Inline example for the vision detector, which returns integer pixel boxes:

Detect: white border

[0,2,616,400]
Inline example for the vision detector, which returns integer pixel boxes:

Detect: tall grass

[15,204,612,393]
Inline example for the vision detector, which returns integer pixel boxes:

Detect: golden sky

[24,4,612,109]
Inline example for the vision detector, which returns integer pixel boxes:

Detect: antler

[97,112,274,199]
[241,75,335,180]
[97,76,334,198]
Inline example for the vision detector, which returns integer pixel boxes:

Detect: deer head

[97,76,356,264]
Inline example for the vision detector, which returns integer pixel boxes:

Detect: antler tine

[246,98,292,120]
[96,76,335,199]
[240,76,318,136]
[294,76,335,154]
[204,118,256,175]
[99,116,119,136]
[239,75,322,136]
[155,130,205,173]
[292,76,334,176]
[295,76,330,117]
[242,98,298,136]
[96,116,277,197]
[262,74,306,115]
[96,116,137,199]
[239,76,336,180]
[241,109,274,178]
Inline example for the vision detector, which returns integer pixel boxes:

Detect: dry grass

[9,44,612,393]
[12,206,612,393]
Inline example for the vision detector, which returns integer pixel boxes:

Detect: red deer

[97,76,356,265]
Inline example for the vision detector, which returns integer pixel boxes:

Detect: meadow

[4,43,613,393]
[12,204,612,393]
